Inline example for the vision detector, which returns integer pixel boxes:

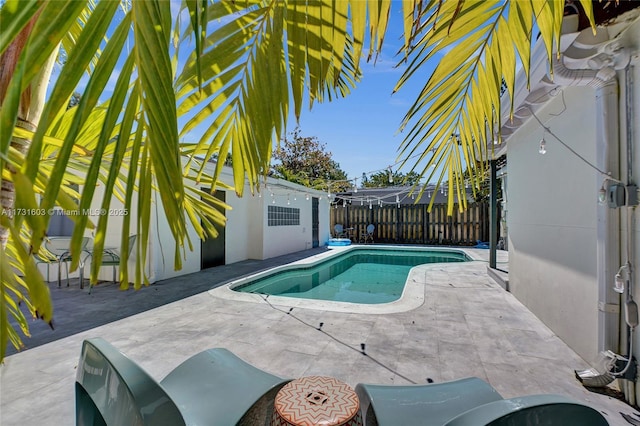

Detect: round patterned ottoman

[271,376,363,426]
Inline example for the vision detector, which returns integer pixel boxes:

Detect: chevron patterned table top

[272,376,362,426]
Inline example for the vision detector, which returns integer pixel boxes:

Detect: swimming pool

[233,248,470,304]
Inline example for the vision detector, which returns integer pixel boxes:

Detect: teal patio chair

[88,235,136,288]
[76,338,291,426]
[355,377,608,426]
[33,242,59,283]
[44,236,91,288]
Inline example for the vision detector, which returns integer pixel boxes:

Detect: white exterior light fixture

[539,135,547,155]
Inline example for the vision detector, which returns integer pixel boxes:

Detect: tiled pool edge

[208,245,486,314]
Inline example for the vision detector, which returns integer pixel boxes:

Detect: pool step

[487,266,509,291]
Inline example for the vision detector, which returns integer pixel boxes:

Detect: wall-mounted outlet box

[626,184,638,206]
[608,183,626,208]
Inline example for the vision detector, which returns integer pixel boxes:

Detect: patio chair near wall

[334,224,346,238]
[89,235,136,288]
[43,236,91,287]
[355,377,608,426]
[360,224,375,244]
[76,338,291,426]
[33,243,59,283]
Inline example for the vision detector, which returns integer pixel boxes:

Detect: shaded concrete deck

[1,246,638,425]
[4,246,334,356]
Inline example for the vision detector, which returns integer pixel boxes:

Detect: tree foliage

[272,129,349,192]
[362,170,422,188]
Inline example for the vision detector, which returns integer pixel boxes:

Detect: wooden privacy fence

[330,202,491,245]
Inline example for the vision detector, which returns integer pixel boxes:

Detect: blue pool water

[234,248,470,304]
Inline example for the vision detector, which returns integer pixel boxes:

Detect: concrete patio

[1,246,638,425]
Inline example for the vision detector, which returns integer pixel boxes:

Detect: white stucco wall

[56,160,330,285]
[503,11,640,367]
[225,183,259,264]
[143,166,329,283]
[261,193,325,259]
[507,86,601,360]
[146,190,201,282]
[616,19,640,402]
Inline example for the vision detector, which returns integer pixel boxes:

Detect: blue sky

[290,6,434,182]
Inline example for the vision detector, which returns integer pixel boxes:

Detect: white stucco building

[42,163,331,285]
[145,165,331,283]
[494,6,640,402]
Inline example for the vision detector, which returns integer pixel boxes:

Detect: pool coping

[208,245,485,314]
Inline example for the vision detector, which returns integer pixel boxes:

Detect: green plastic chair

[355,377,608,426]
[33,243,59,283]
[76,338,291,425]
[444,394,609,426]
[87,234,137,288]
[76,338,184,426]
[356,378,503,426]
[43,236,91,287]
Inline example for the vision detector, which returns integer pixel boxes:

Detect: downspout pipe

[550,53,621,355]
[595,77,622,356]
[489,160,498,269]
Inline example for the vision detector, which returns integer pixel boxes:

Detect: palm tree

[0,0,593,360]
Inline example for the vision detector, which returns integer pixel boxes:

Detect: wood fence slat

[330,202,489,246]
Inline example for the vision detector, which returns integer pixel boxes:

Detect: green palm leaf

[176,0,368,197]
[396,0,594,214]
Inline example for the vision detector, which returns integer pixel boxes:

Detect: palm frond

[176,0,393,197]
[396,0,594,214]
